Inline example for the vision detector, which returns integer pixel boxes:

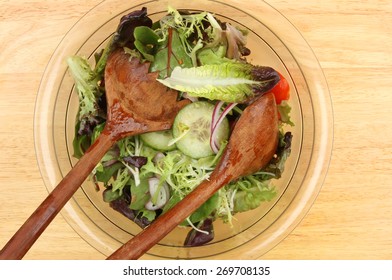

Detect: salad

[68,7,293,246]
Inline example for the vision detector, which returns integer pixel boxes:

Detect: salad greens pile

[68,7,293,246]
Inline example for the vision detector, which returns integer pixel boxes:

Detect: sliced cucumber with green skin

[172,101,230,159]
[140,130,176,151]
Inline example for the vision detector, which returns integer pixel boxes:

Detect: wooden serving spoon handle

[107,172,230,260]
[0,131,118,259]
[107,92,279,260]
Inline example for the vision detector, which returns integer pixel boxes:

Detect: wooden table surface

[1,0,391,260]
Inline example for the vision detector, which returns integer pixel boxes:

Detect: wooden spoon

[107,92,279,260]
[0,49,189,260]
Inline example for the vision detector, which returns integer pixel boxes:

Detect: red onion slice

[210,102,237,153]
[211,101,224,134]
[145,177,170,210]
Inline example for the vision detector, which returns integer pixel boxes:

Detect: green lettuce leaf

[67,55,101,121]
[129,179,150,210]
[233,185,276,213]
[157,62,280,103]
[134,26,160,62]
[149,29,193,78]
[278,101,295,126]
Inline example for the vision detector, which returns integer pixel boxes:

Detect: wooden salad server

[0,49,189,260]
[107,91,279,260]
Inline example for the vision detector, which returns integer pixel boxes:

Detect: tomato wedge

[269,72,290,104]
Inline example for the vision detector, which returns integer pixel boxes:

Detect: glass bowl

[34,0,333,259]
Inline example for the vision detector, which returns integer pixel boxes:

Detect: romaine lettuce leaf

[157,62,280,103]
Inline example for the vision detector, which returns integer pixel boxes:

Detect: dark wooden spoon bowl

[0,49,189,260]
[107,92,279,260]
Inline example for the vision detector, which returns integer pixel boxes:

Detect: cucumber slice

[140,130,176,151]
[172,101,229,159]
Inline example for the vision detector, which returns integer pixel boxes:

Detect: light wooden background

[0,0,391,259]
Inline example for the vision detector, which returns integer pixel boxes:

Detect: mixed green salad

[68,7,293,246]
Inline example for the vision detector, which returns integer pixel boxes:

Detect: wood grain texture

[0,0,391,259]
